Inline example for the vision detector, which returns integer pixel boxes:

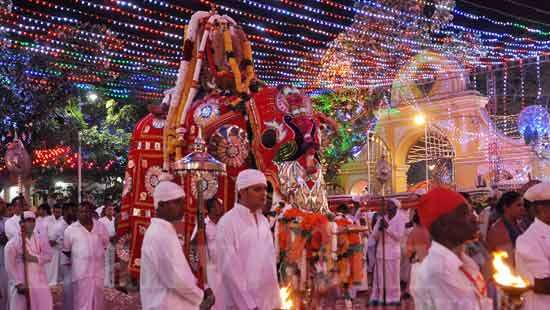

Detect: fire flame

[279,285,293,310]
[492,251,528,288]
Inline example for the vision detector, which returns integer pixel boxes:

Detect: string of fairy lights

[1,0,550,101]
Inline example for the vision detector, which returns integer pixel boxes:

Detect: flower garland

[222,24,242,93]
[334,217,364,286]
[222,24,255,95]
[277,208,365,293]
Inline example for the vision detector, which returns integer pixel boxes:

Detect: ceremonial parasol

[174,127,225,308]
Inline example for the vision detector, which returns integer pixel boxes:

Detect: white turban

[23,211,36,220]
[153,181,185,209]
[524,182,550,202]
[236,169,267,192]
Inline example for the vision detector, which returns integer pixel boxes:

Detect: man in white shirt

[63,201,110,310]
[35,204,51,238]
[0,198,10,308]
[98,204,117,288]
[45,203,64,285]
[140,180,210,309]
[4,211,53,310]
[59,203,78,310]
[516,182,550,310]
[5,196,30,240]
[370,198,407,305]
[412,187,492,310]
[216,169,281,310]
[205,198,224,310]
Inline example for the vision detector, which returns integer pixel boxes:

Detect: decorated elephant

[117,11,338,284]
[178,85,331,213]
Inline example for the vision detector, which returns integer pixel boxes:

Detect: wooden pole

[78,131,82,204]
[195,174,215,309]
[195,175,207,286]
[381,186,387,306]
[424,123,429,191]
[367,131,371,194]
[21,221,31,310]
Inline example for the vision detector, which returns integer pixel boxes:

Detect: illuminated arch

[405,129,456,186]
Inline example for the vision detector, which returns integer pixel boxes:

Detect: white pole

[424,123,429,190]
[78,131,82,204]
[367,131,371,194]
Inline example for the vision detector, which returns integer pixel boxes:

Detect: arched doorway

[406,129,455,189]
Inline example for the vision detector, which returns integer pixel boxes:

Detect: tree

[0,30,148,201]
[312,89,385,181]
[32,96,148,202]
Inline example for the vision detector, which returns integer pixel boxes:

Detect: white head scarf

[235,169,267,192]
[153,181,185,209]
[23,211,36,220]
[524,181,550,202]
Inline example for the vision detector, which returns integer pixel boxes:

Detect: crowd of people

[1,169,549,310]
[0,195,117,310]
[328,184,550,310]
[140,171,549,310]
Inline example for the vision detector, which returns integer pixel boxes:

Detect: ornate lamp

[375,154,391,195]
[174,127,225,308]
[492,251,532,309]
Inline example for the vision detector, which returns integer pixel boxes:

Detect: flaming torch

[492,251,531,307]
[279,285,294,310]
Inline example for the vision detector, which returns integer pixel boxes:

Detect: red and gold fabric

[118,113,166,278]
[181,94,249,212]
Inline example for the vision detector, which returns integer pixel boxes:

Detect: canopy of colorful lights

[2,0,550,99]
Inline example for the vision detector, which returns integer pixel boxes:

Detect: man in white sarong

[98,204,116,288]
[412,187,492,310]
[63,201,109,310]
[216,169,281,310]
[205,198,224,310]
[45,203,64,285]
[140,181,210,309]
[1,199,10,308]
[4,211,53,310]
[370,198,407,306]
[5,196,30,240]
[516,182,550,310]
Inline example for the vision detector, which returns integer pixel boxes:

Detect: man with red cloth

[411,187,493,310]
